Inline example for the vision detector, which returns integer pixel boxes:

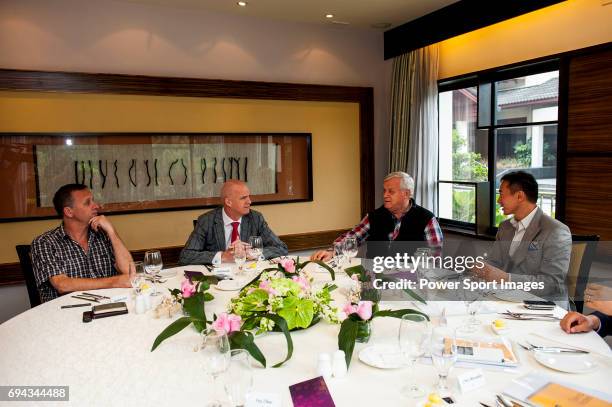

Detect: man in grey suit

[474,171,571,304]
[179,180,288,265]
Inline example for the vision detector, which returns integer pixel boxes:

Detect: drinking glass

[201,329,231,407]
[458,285,482,334]
[224,349,253,407]
[342,237,358,266]
[398,314,429,398]
[234,244,247,272]
[430,326,457,392]
[144,250,163,296]
[129,261,145,295]
[248,236,263,261]
[333,242,345,268]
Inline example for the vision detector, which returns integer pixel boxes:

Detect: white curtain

[388,44,439,213]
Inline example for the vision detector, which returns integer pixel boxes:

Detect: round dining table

[1,261,611,406]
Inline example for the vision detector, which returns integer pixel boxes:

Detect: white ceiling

[120,0,458,29]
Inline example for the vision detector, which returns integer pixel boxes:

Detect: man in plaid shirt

[311,172,443,261]
[31,184,133,303]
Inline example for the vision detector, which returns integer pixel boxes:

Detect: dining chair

[16,245,41,308]
[567,234,600,313]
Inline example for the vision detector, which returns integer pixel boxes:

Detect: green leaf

[257,313,294,368]
[345,265,367,281]
[373,308,429,320]
[277,296,314,330]
[151,317,193,351]
[300,260,335,281]
[229,331,267,368]
[183,293,207,322]
[338,318,359,367]
[240,289,269,313]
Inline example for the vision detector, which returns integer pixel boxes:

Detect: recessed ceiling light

[325,14,334,19]
[237,1,247,6]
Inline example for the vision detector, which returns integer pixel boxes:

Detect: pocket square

[528,242,539,251]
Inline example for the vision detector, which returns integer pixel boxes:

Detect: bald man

[179,180,288,265]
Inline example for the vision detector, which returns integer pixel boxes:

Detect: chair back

[16,245,41,308]
[567,234,599,313]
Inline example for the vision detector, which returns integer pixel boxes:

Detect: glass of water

[129,261,145,295]
[430,326,458,392]
[248,236,263,261]
[398,314,429,398]
[224,349,253,407]
[143,250,163,296]
[342,237,358,266]
[234,244,247,272]
[201,329,231,407]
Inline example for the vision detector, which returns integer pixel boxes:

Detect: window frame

[437,59,561,234]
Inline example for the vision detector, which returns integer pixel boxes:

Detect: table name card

[457,368,486,393]
[245,392,281,407]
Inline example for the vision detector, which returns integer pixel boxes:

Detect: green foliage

[277,296,314,330]
[452,130,487,181]
[452,188,475,223]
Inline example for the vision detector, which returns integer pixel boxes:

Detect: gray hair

[384,172,414,194]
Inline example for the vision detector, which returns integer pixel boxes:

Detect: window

[438,62,560,232]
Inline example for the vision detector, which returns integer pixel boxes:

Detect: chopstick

[82,292,109,299]
[71,295,99,303]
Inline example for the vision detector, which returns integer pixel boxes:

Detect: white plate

[358,344,404,369]
[159,269,178,279]
[533,351,598,373]
[214,280,242,291]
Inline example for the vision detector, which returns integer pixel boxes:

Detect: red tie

[230,222,240,243]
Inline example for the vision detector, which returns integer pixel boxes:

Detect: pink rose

[292,276,310,291]
[258,280,278,296]
[342,302,357,316]
[356,301,373,320]
[181,279,197,298]
[212,313,242,334]
[280,258,296,273]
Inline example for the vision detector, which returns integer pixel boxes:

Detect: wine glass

[201,329,231,407]
[398,314,429,398]
[144,250,163,296]
[430,326,458,392]
[234,244,246,273]
[129,261,145,295]
[224,349,253,407]
[342,237,358,266]
[248,236,263,261]
[333,242,345,268]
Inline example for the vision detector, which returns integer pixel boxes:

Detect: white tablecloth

[1,262,611,406]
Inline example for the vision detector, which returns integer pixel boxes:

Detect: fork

[517,342,589,354]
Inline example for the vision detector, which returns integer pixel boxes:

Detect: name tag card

[245,392,281,407]
[457,368,486,393]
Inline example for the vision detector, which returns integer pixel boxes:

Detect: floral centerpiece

[152,258,337,368]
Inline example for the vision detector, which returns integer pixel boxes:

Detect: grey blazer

[179,207,288,265]
[488,208,571,306]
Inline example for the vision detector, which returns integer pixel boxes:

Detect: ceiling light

[325,14,334,19]
[65,138,73,146]
[237,1,247,6]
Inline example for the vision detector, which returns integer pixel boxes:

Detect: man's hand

[472,262,509,282]
[89,215,116,236]
[584,284,612,315]
[311,249,333,262]
[221,241,250,263]
[560,311,600,334]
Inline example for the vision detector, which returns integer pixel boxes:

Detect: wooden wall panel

[567,49,612,153]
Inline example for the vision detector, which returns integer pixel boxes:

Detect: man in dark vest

[311,172,443,261]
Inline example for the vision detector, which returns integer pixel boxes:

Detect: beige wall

[438,0,612,79]
[0,91,361,263]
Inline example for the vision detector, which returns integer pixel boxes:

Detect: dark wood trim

[385,0,565,60]
[0,68,375,218]
[0,228,348,286]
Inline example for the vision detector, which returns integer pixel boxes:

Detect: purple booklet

[289,377,335,407]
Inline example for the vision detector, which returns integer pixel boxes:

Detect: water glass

[234,244,247,272]
[398,314,429,398]
[224,349,253,407]
[333,242,345,268]
[248,236,263,261]
[129,261,145,295]
[430,326,457,392]
[144,250,163,296]
[201,329,231,407]
[342,237,358,266]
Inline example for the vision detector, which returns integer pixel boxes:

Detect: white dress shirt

[212,209,242,265]
[508,206,538,257]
